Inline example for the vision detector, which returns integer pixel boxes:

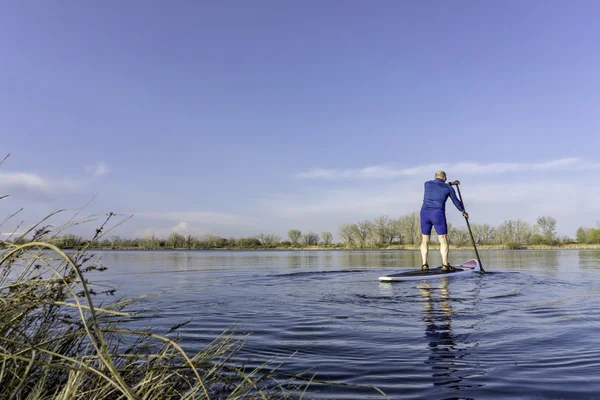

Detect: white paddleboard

[378,259,481,282]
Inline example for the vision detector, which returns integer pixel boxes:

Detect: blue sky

[1,0,599,240]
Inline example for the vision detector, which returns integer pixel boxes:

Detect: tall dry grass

[0,213,318,399]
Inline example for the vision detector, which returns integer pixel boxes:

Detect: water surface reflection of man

[419,278,462,388]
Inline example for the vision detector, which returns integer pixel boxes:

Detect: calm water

[89,250,600,399]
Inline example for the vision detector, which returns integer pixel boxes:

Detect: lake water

[89,249,600,399]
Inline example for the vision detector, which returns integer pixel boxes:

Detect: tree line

[3,213,600,250]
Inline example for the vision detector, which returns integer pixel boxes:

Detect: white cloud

[262,184,421,219]
[135,222,209,238]
[85,162,109,177]
[296,158,600,180]
[531,158,580,170]
[0,171,50,192]
[0,171,84,199]
[137,211,257,226]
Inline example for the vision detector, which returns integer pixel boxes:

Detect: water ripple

[95,249,600,399]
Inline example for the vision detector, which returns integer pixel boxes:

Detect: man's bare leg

[420,234,430,267]
[439,234,449,266]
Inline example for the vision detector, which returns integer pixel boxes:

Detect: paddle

[449,180,485,273]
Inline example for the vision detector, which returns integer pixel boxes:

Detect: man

[420,171,468,272]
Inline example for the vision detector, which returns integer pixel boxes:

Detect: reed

[0,211,311,399]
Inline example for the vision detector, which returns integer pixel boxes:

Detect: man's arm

[448,186,465,212]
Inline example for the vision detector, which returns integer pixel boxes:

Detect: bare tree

[495,219,535,245]
[257,233,281,247]
[495,220,514,245]
[302,232,320,246]
[56,234,82,249]
[139,235,161,250]
[373,215,390,246]
[446,223,459,245]
[396,212,420,245]
[453,227,469,247]
[514,219,534,244]
[288,229,302,245]
[339,224,356,247]
[110,235,122,248]
[472,223,495,245]
[321,232,333,246]
[373,215,399,246]
[388,218,402,245]
[353,220,372,249]
[166,232,186,249]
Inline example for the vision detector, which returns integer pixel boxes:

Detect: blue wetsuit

[420,178,464,235]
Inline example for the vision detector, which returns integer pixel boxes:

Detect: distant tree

[110,236,122,248]
[57,234,82,249]
[188,236,203,249]
[353,220,372,248]
[514,219,535,244]
[202,234,227,248]
[559,235,572,244]
[139,235,161,250]
[472,223,495,245]
[122,238,139,248]
[302,232,319,246]
[494,220,513,245]
[257,233,280,247]
[587,228,600,244]
[257,233,267,246]
[447,225,469,246]
[494,219,535,247]
[576,227,589,243]
[387,218,402,245]
[396,212,420,245]
[339,224,356,247]
[321,232,333,246]
[373,215,392,246]
[536,216,557,243]
[288,229,302,245]
[166,232,186,249]
[237,237,261,248]
[530,233,546,245]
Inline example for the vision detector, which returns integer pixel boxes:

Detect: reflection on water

[479,250,559,269]
[418,278,484,398]
[286,252,321,268]
[577,250,600,269]
[419,279,460,388]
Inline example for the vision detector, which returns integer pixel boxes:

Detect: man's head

[435,171,447,182]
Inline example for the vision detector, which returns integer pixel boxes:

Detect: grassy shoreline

[74,243,600,251]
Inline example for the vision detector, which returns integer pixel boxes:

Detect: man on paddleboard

[420,171,468,272]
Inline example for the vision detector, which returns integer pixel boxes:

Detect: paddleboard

[378,259,481,282]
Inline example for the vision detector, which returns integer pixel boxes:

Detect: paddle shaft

[454,184,485,273]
